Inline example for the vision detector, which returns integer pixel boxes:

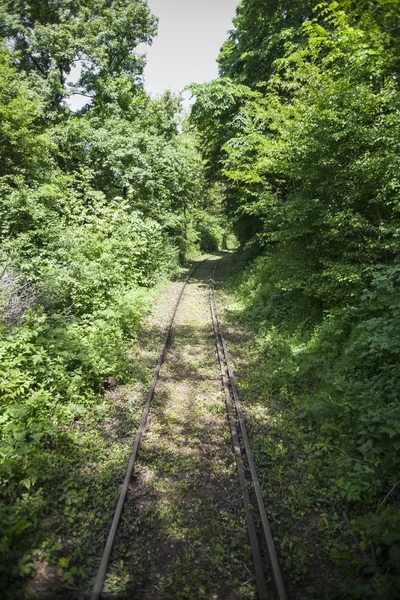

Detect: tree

[0,46,50,178]
[0,0,157,107]
[218,0,317,86]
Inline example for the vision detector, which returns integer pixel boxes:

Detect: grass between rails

[214,254,400,600]
[102,257,256,599]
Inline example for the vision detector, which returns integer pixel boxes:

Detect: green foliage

[0,0,157,108]
[0,48,51,178]
[192,0,400,596]
[218,0,317,86]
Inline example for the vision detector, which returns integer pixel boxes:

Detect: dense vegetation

[0,1,226,594]
[2,0,400,597]
[190,0,400,597]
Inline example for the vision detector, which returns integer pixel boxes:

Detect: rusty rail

[91,259,205,600]
[210,257,287,600]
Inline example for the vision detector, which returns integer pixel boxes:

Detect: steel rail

[210,284,267,600]
[91,259,206,600]
[211,258,287,600]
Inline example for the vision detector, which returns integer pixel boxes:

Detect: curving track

[91,257,286,600]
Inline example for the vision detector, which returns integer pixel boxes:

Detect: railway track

[210,260,286,600]
[91,257,286,600]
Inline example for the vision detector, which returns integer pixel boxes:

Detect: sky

[140,0,238,97]
[68,0,238,111]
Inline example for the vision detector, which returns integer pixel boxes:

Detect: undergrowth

[224,251,400,600]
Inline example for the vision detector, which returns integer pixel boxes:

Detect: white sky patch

[67,0,238,112]
[66,61,88,112]
[140,0,238,101]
